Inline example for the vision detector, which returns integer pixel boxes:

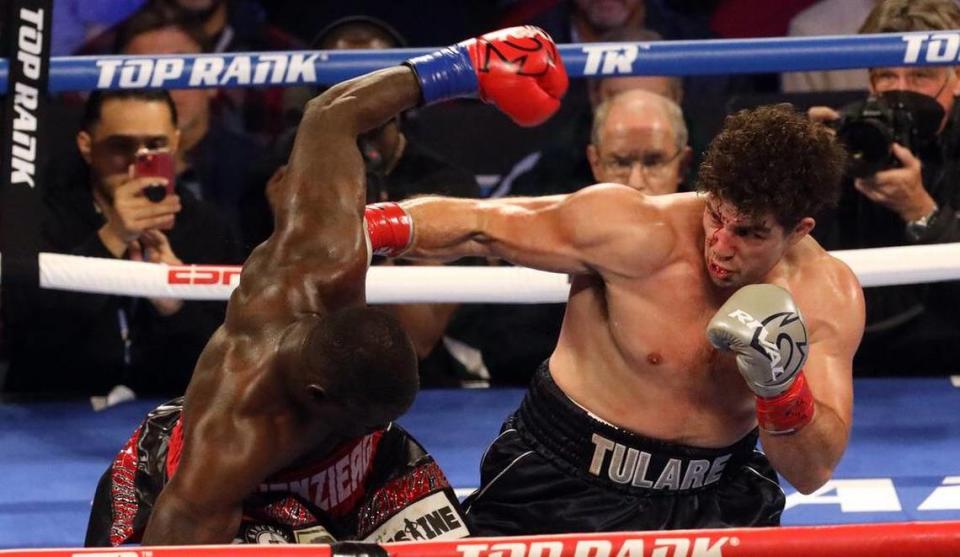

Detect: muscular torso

[549,193,834,448]
[180,237,368,476]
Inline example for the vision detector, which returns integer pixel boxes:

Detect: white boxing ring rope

[10,242,960,303]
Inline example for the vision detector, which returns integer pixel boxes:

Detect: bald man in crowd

[587,89,690,194]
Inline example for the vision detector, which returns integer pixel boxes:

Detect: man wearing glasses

[808,0,960,376]
[587,89,689,195]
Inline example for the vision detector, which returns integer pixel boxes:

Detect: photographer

[2,90,243,397]
[809,0,960,375]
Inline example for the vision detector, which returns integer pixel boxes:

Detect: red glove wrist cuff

[756,372,815,435]
[365,202,413,257]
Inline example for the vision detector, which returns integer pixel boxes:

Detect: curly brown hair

[696,104,846,228]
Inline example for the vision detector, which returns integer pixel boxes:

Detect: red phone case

[134,150,176,195]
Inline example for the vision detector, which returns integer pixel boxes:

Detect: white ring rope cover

[7,242,960,303]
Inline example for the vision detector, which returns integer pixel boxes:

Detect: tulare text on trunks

[589,434,730,491]
[95,53,320,89]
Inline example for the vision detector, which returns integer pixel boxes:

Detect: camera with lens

[833,90,943,178]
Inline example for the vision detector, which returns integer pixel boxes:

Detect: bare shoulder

[799,239,863,304]
[565,184,688,275]
[564,184,703,240]
[569,184,700,217]
[182,334,292,459]
[788,238,865,346]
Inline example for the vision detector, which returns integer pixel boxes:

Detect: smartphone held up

[134,149,176,203]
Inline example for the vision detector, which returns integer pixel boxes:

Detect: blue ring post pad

[405,43,479,105]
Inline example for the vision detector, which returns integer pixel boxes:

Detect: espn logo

[167,265,241,286]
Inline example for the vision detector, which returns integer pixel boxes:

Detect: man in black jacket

[809,0,960,376]
[2,89,243,397]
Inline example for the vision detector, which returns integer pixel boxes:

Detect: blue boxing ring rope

[1,32,960,92]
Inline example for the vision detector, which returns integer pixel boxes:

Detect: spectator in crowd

[498,0,750,111]
[52,0,145,55]
[116,4,264,252]
[158,0,305,142]
[512,81,687,198]
[506,28,682,198]
[502,0,647,43]
[490,1,654,190]
[80,0,304,143]
[781,0,877,93]
[2,90,243,397]
[586,89,690,194]
[709,0,817,39]
[457,88,690,386]
[260,1,495,48]
[590,70,684,109]
[809,0,960,375]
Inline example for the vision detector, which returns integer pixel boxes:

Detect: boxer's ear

[307,384,328,403]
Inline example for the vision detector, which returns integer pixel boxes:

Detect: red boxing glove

[406,26,568,127]
[364,202,413,258]
[467,26,568,127]
[755,372,815,435]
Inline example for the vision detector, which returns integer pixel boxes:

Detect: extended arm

[235,26,568,321]
[402,194,579,270]
[397,188,669,276]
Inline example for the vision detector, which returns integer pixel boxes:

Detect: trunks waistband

[516,362,759,495]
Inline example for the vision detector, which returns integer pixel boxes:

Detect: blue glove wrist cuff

[405,43,478,105]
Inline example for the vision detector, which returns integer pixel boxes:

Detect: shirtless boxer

[370,105,865,533]
[85,26,568,545]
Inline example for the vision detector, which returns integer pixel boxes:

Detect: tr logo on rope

[581,44,648,76]
[903,33,960,64]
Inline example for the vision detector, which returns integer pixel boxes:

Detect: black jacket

[3,181,244,396]
[813,103,960,375]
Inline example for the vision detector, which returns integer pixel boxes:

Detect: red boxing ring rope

[2,521,958,557]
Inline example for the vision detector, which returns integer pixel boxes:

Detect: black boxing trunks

[85,398,469,545]
[463,363,785,536]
